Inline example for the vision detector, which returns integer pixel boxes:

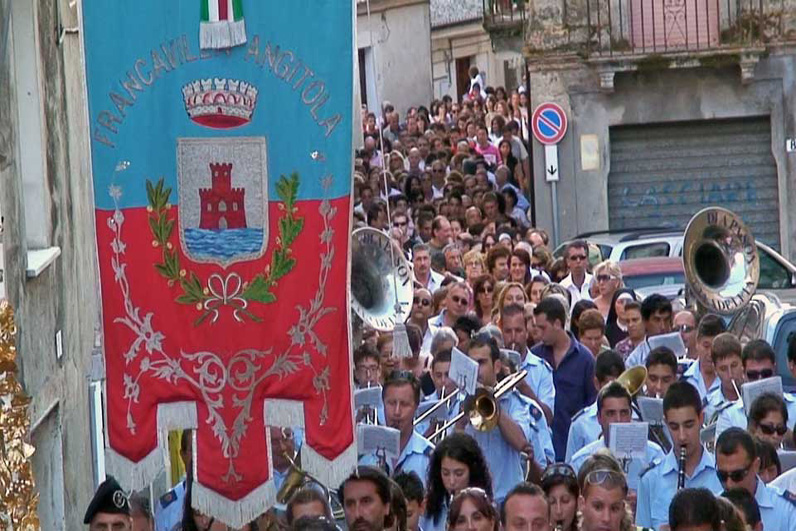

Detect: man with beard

[340,466,393,531]
[359,372,433,488]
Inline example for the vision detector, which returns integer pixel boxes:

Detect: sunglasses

[413,297,432,307]
[568,254,587,262]
[584,469,626,490]
[451,295,468,306]
[453,487,489,501]
[541,463,576,482]
[478,285,494,294]
[596,274,617,283]
[717,464,752,483]
[745,369,774,381]
[678,324,695,333]
[393,221,407,227]
[758,422,787,436]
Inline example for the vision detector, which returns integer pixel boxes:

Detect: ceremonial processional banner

[83,1,356,526]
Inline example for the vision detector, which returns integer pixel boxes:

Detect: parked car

[618,257,685,292]
[555,230,796,303]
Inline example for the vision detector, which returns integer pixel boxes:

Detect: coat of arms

[177,137,268,267]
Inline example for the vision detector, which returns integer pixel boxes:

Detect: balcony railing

[583,0,787,57]
[483,0,527,32]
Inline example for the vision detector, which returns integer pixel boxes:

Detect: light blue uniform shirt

[636,447,723,530]
[565,402,601,462]
[415,390,461,439]
[715,392,796,441]
[419,500,448,531]
[681,358,720,402]
[155,479,186,531]
[519,394,555,468]
[519,348,556,415]
[465,390,531,504]
[359,430,434,488]
[753,478,796,531]
[569,436,664,490]
[704,387,736,426]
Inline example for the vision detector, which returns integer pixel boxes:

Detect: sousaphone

[350,227,413,331]
[683,207,759,316]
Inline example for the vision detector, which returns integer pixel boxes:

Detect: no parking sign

[532,103,568,145]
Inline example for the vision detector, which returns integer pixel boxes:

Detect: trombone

[428,369,528,441]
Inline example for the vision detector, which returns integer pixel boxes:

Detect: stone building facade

[512,0,796,256]
[0,0,100,527]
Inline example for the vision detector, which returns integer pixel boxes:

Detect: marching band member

[540,464,579,531]
[681,315,724,405]
[715,428,796,531]
[636,382,722,530]
[458,333,531,504]
[705,333,745,430]
[421,433,493,531]
[569,381,664,514]
[499,303,555,423]
[667,488,722,531]
[360,371,434,487]
[643,347,677,400]
[566,350,625,462]
[714,340,796,441]
[354,343,386,425]
[577,452,648,531]
[415,349,460,439]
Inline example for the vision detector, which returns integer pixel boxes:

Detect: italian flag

[200,0,247,50]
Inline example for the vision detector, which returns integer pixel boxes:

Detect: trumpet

[428,370,528,441]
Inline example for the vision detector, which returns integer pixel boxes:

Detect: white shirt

[559,272,593,304]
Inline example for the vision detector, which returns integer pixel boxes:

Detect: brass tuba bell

[616,366,647,396]
[683,207,759,315]
[350,228,414,331]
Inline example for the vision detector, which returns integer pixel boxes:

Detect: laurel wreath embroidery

[145,172,304,325]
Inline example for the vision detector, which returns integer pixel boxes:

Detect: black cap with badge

[83,476,131,524]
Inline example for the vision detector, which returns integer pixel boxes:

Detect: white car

[555,230,796,302]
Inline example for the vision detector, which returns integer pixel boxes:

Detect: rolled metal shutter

[607,117,781,249]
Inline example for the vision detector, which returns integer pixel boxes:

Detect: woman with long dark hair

[421,433,493,531]
[541,464,579,531]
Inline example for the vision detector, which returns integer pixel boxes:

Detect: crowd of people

[82,73,796,531]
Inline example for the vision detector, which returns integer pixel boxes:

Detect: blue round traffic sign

[531,103,568,145]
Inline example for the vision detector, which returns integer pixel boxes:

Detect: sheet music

[500,348,522,371]
[700,423,716,446]
[741,376,783,415]
[609,422,649,460]
[355,386,383,409]
[637,397,664,425]
[777,450,796,473]
[359,425,401,458]
[450,347,478,396]
[648,331,687,358]
[416,399,450,423]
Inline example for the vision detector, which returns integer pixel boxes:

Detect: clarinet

[677,445,687,490]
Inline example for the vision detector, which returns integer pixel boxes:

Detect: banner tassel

[391,322,413,359]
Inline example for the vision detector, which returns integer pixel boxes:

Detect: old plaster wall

[0,0,98,528]
[357,0,433,117]
[529,56,796,258]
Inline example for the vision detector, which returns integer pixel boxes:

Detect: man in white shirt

[559,241,592,303]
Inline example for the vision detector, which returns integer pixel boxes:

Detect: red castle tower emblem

[199,162,248,230]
